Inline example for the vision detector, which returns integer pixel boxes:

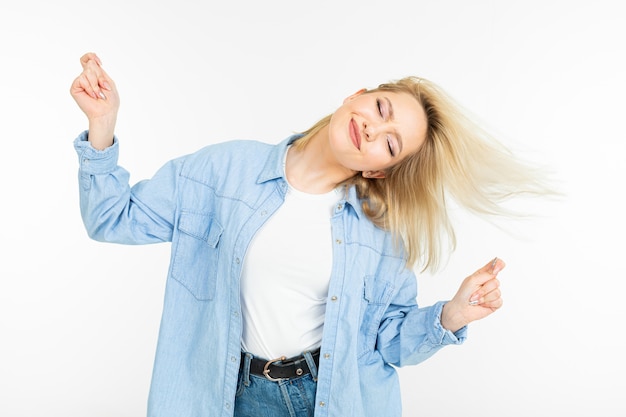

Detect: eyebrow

[385,96,403,155]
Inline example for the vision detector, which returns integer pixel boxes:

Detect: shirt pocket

[358,275,395,356]
[170,211,223,301]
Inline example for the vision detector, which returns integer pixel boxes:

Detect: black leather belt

[243,348,321,382]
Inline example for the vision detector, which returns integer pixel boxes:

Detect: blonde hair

[296,77,554,272]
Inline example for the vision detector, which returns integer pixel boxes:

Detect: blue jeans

[234,351,319,417]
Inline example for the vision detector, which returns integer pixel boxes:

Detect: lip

[349,118,361,150]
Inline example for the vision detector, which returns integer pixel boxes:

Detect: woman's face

[328,89,427,178]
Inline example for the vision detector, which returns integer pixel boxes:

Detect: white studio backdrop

[1,0,624,416]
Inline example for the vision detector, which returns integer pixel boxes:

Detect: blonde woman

[71,52,548,417]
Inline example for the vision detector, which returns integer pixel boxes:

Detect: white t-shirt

[240,178,341,359]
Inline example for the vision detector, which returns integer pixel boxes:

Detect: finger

[83,70,102,100]
[83,61,114,100]
[477,295,503,311]
[478,257,505,275]
[85,61,104,98]
[467,258,506,305]
[469,284,501,306]
[99,72,114,91]
[70,73,97,100]
[73,69,106,101]
[483,287,502,304]
[474,277,500,297]
[468,258,504,291]
[80,52,102,69]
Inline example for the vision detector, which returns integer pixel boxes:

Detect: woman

[70,52,545,417]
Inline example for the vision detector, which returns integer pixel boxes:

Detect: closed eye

[387,135,395,157]
[377,99,395,156]
[376,98,384,118]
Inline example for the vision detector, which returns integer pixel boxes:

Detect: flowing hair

[295,77,555,272]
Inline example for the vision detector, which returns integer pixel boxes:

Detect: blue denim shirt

[74,131,466,417]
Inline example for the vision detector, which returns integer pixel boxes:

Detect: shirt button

[260,210,267,216]
[231,356,237,362]
[319,401,326,407]
[225,402,231,409]
[337,204,343,210]
[335,239,342,244]
[330,296,338,302]
[324,353,331,359]
[235,257,241,264]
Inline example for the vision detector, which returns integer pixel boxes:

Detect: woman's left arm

[376,258,504,367]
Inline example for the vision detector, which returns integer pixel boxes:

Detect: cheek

[327,127,346,153]
[329,120,358,156]
[366,143,391,162]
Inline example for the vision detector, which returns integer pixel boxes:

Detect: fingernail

[469,294,480,305]
[490,257,498,273]
[99,91,106,100]
[103,82,112,91]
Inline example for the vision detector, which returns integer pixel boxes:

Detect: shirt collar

[343,184,363,219]
[256,134,301,185]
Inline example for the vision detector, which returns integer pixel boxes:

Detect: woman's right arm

[70,53,177,245]
[70,52,119,150]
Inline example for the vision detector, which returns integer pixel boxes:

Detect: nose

[363,121,384,142]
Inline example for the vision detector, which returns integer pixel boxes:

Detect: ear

[362,170,386,179]
[343,88,367,104]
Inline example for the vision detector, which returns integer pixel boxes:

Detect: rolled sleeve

[427,300,467,346]
[378,299,467,367]
[73,130,120,175]
[72,130,175,244]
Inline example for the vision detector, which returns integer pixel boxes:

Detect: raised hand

[440,257,505,333]
[70,52,119,149]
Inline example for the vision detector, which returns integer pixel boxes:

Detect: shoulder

[189,139,274,161]
[180,140,275,173]
[173,139,287,193]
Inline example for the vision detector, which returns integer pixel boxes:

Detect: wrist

[88,116,117,150]
[441,302,467,333]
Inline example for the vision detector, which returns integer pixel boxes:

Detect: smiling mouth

[349,119,361,150]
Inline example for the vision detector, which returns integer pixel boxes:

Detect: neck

[285,126,356,194]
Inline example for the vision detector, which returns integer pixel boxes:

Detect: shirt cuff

[73,130,120,175]
[429,301,467,345]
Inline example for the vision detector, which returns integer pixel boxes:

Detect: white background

[1,0,624,416]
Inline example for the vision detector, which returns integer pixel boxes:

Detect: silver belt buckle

[263,355,287,382]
